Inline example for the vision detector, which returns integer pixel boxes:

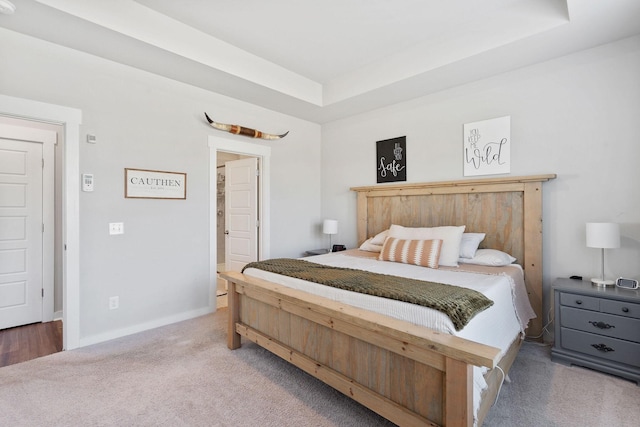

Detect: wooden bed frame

[221,174,555,426]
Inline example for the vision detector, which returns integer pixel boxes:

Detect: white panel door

[0,135,45,329]
[225,157,258,272]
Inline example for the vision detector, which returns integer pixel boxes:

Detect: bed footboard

[221,271,502,427]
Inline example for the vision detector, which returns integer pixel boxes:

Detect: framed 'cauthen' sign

[125,168,186,199]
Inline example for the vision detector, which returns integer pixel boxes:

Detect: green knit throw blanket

[242,258,493,331]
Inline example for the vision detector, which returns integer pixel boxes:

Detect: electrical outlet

[109,222,124,235]
[109,296,119,310]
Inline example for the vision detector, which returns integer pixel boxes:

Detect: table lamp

[323,219,338,252]
[586,222,620,287]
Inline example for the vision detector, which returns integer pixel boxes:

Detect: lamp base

[591,278,615,287]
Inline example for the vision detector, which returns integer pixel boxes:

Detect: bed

[220,174,556,426]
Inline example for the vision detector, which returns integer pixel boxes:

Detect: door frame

[0,94,82,350]
[208,135,270,311]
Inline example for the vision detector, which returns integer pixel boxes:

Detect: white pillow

[370,229,388,245]
[359,237,383,253]
[388,224,465,267]
[459,233,486,259]
[458,249,516,266]
[359,229,388,252]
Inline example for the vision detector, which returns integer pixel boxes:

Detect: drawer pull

[622,307,629,313]
[591,343,615,353]
[588,321,615,330]
[575,300,583,305]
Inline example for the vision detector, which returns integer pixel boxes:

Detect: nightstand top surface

[553,277,640,302]
[304,248,330,256]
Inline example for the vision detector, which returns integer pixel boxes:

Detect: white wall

[0,28,322,343]
[322,35,640,335]
[2,26,638,345]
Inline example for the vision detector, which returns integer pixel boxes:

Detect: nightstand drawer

[601,299,640,320]
[561,328,640,368]
[559,292,600,311]
[560,306,640,342]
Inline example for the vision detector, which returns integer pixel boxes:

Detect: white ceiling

[2,0,640,123]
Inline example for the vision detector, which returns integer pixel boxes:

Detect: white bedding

[243,250,536,422]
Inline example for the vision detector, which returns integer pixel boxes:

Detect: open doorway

[215,153,254,272]
[0,118,61,366]
[0,94,82,351]
[208,136,271,311]
[215,152,256,309]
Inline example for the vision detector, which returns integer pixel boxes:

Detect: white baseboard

[53,310,64,321]
[78,307,214,348]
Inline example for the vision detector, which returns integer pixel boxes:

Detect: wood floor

[0,321,63,368]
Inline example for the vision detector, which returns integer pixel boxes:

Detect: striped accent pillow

[378,237,443,269]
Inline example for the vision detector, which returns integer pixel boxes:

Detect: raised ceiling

[1,0,639,123]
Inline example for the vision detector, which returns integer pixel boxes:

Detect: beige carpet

[483,341,639,426]
[1,309,638,426]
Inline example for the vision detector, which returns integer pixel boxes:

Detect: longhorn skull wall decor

[204,113,289,140]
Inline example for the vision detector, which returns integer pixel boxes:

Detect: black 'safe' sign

[376,136,406,183]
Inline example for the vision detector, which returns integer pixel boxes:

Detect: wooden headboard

[350,174,556,339]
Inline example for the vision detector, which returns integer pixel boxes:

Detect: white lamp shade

[586,223,620,249]
[323,219,338,235]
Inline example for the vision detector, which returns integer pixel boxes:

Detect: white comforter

[243,250,536,422]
